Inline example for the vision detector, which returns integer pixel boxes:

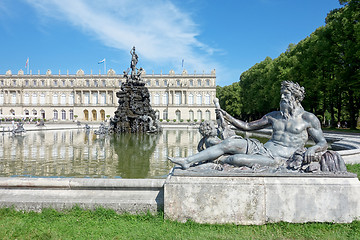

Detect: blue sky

[0,0,341,86]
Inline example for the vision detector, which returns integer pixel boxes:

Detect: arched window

[154,93,160,105]
[197,110,202,121]
[40,93,45,104]
[196,94,202,105]
[69,92,74,105]
[32,93,37,105]
[84,110,89,121]
[205,110,211,120]
[100,110,105,121]
[69,110,74,120]
[53,110,58,120]
[24,93,29,105]
[53,93,58,105]
[163,110,168,120]
[61,93,66,105]
[175,92,181,105]
[205,94,211,105]
[61,110,66,120]
[24,109,29,116]
[92,110,97,121]
[188,94,194,105]
[162,92,169,105]
[32,109,37,116]
[189,110,194,121]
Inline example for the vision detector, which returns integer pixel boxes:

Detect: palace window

[206,79,210,86]
[33,80,37,87]
[189,80,193,86]
[0,93,3,105]
[94,80,98,87]
[85,80,90,87]
[102,80,106,87]
[92,92,98,104]
[69,110,74,120]
[176,80,180,87]
[40,93,45,104]
[162,92,169,105]
[53,93,58,105]
[205,94,211,105]
[163,110,168,120]
[53,80,58,87]
[101,92,106,104]
[196,94,202,105]
[11,92,16,104]
[32,93,37,105]
[188,94,194,105]
[175,92,182,105]
[69,92,74,105]
[189,110,194,121]
[61,93,66,105]
[70,80,74,87]
[25,80,29,87]
[84,92,90,105]
[197,80,201,86]
[13,80,17,86]
[154,94,160,105]
[155,80,159,86]
[24,93,29,105]
[163,80,168,86]
[61,110,66,120]
[41,80,45,86]
[205,110,211,120]
[62,80,66,87]
[197,110,202,121]
[53,110,58,120]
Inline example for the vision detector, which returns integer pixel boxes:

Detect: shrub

[194,119,198,122]
[180,119,184,122]
[187,119,190,122]
[166,119,170,122]
[159,119,163,122]
[173,119,176,122]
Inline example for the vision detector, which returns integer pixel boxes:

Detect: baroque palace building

[0,68,216,122]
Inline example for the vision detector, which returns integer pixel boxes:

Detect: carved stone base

[164,168,360,225]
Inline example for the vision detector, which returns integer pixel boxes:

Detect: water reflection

[0,129,201,179]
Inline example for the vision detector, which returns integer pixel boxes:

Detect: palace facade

[0,68,216,122]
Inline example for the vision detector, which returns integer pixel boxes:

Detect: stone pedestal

[164,168,360,225]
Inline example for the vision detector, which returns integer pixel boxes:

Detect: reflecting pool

[0,129,202,179]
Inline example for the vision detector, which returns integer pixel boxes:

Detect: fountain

[110,46,161,133]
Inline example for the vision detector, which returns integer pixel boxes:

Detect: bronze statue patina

[169,81,346,173]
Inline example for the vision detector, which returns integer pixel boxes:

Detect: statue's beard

[280,99,295,119]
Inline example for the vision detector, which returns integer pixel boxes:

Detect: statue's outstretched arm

[218,109,270,131]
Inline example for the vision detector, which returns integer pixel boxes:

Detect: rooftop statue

[169,81,346,173]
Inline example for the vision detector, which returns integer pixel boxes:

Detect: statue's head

[199,121,217,137]
[280,81,305,118]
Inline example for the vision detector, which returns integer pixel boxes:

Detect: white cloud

[24,0,220,73]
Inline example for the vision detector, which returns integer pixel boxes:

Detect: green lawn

[0,165,359,239]
[0,207,359,240]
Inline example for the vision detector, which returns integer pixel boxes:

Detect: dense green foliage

[217,0,360,127]
[0,207,360,239]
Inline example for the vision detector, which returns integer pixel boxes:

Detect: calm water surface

[0,129,203,179]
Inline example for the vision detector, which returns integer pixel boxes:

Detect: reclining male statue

[169,81,346,173]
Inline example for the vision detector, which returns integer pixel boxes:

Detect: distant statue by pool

[169,81,346,173]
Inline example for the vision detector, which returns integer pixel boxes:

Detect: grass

[346,164,360,179]
[0,207,360,240]
[0,166,359,239]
